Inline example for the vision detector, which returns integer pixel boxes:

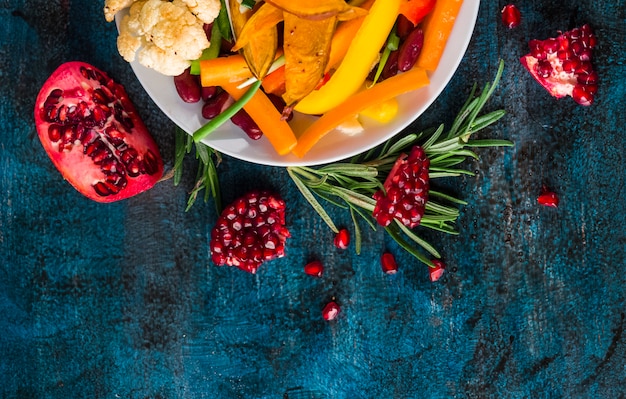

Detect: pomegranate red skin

[34,61,163,202]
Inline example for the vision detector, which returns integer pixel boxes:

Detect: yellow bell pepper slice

[294,0,401,115]
[359,97,399,123]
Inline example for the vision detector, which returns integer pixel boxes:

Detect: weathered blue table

[1,1,625,398]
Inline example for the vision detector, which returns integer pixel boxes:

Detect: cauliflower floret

[116,1,146,63]
[137,44,192,76]
[181,0,221,24]
[104,0,136,22]
[140,0,209,61]
[108,0,220,76]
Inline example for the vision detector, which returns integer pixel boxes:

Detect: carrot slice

[199,55,253,87]
[415,0,464,71]
[292,67,429,158]
[222,82,298,156]
[261,65,286,95]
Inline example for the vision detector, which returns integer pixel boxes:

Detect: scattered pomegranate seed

[334,228,350,249]
[501,4,521,29]
[304,260,324,277]
[380,252,398,274]
[429,260,446,282]
[537,185,559,207]
[322,301,340,321]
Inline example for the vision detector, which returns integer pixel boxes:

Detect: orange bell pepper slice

[292,67,430,158]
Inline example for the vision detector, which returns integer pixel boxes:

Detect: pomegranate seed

[572,84,594,106]
[304,260,324,277]
[334,228,350,249]
[542,38,559,54]
[501,4,521,29]
[381,252,398,274]
[322,301,340,321]
[537,185,559,207]
[429,260,446,282]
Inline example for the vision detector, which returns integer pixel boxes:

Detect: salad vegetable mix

[107,0,465,158]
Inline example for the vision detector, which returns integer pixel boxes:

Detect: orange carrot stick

[415,0,464,71]
[261,65,286,95]
[222,82,298,156]
[292,67,429,158]
[199,55,253,87]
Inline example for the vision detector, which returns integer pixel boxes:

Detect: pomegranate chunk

[520,24,599,105]
[304,260,324,277]
[429,260,446,282]
[322,301,341,321]
[34,61,163,202]
[373,146,430,228]
[334,228,350,249]
[538,185,559,208]
[209,190,291,273]
[381,252,398,274]
[501,5,521,29]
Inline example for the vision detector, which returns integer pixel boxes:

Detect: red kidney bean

[202,85,218,101]
[201,90,231,119]
[231,109,263,140]
[174,68,202,103]
[395,14,415,40]
[397,28,424,72]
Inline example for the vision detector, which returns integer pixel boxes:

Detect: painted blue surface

[1,1,625,398]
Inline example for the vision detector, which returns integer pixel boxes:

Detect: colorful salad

[109,0,464,158]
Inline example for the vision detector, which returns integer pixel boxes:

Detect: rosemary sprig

[287,60,512,266]
[174,126,222,213]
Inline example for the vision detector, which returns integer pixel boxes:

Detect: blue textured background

[1,1,625,398]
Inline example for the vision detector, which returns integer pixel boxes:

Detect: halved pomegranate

[520,24,598,106]
[34,61,163,202]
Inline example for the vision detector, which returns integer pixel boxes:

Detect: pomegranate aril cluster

[373,146,430,228]
[521,24,598,106]
[210,191,291,274]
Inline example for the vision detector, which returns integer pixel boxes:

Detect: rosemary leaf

[396,222,441,258]
[350,207,363,255]
[288,168,339,233]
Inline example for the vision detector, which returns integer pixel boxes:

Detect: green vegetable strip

[241,0,256,9]
[192,80,262,142]
[369,28,400,87]
[190,21,223,75]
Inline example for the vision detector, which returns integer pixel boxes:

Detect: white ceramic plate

[116,1,480,166]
